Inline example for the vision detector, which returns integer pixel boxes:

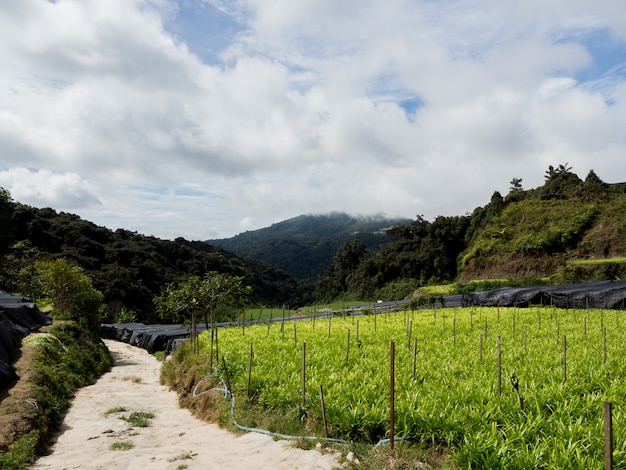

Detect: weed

[122,376,142,383]
[110,441,135,451]
[104,406,128,416]
[120,411,154,427]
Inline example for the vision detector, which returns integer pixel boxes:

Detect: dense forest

[0,197,311,323]
[1,165,625,322]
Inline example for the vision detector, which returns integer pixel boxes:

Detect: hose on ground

[192,374,415,447]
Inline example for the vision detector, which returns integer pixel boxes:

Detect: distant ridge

[206,212,412,281]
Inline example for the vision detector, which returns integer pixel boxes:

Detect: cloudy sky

[1,0,625,240]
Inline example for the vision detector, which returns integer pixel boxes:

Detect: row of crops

[197,307,626,468]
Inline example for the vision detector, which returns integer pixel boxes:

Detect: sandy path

[30,340,340,470]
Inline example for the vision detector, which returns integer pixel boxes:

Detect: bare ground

[29,339,340,470]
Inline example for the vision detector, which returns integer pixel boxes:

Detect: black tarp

[101,323,192,354]
[0,291,52,389]
[462,280,626,309]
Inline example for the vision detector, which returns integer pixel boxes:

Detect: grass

[110,441,135,451]
[120,411,155,427]
[104,406,128,416]
[567,256,626,266]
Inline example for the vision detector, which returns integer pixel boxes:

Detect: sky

[1,0,625,240]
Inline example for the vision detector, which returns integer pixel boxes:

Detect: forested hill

[206,212,412,281]
[460,168,626,282]
[0,203,312,323]
[312,166,626,302]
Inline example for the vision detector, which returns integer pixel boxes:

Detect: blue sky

[1,0,625,239]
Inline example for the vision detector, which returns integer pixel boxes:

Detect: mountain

[206,212,412,281]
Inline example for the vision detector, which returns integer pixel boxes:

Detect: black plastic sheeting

[462,280,626,310]
[101,322,194,354]
[0,291,52,389]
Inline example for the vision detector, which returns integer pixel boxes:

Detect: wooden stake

[328,313,332,338]
[412,338,417,379]
[524,325,527,354]
[209,323,214,373]
[390,341,395,452]
[247,341,253,398]
[407,320,412,350]
[301,342,306,408]
[222,357,232,398]
[563,335,567,384]
[497,334,502,396]
[603,327,607,365]
[320,385,328,438]
[605,401,613,470]
[345,329,350,367]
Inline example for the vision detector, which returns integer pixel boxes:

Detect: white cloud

[0,168,100,209]
[0,0,624,239]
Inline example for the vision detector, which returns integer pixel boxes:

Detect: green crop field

[198,307,626,468]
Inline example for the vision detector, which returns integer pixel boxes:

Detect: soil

[29,340,340,470]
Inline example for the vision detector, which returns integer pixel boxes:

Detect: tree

[584,169,605,187]
[36,258,104,327]
[510,178,523,191]
[154,271,252,329]
[0,187,15,256]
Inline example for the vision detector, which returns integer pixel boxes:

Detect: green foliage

[199,307,626,468]
[316,214,472,301]
[451,276,547,294]
[110,441,135,451]
[0,322,112,469]
[35,258,104,327]
[0,431,40,469]
[120,411,154,427]
[115,307,137,323]
[154,271,252,328]
[463,199,600,269]
[372,278,420,301]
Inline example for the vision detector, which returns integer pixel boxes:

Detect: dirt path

[30,340,340,470]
